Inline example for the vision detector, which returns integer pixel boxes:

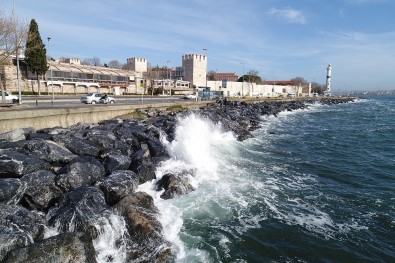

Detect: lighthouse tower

[324,64,332,96]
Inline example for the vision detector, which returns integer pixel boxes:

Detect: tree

[81,57,102,67]
[25,19,47,95]
[290,77,308,86]
[1,8,27,101]
[237,73,261,83]
[107,59,122,69]
[311,82,324,94]
[207,70,216,81]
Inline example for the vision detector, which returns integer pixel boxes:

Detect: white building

[182,54,207,88]
[126,57,148,74]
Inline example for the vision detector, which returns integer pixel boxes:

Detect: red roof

[261,80,295,86]
[213,72,239,81]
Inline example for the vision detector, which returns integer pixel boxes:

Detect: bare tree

[290,77,308,86]
[81,57,102,66]
[1,7,27,100]
[107,59,122,69]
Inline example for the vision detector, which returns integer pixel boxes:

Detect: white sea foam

[93,214,128,263]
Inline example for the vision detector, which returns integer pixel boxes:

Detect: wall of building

[182,54,207,88]
[127,58,147,73]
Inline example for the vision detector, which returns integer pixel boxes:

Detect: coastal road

[8,95,193,109]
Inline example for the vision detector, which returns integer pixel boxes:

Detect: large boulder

[115,192,173,262]
[0,149,50,178]
[156,173,195,200]
[47,187,112,239]
[146,138,169,158]
[22,139,77,164]
[55,156,105,192]
[0,204,46,261]
[52,134,101,158]
[3,232,97,263]
[20,170,63,211]
[0,128,34,142]
[102,153,131,175]
[0,178,26,205]
[129,157,156,184]
[99,170,139,206]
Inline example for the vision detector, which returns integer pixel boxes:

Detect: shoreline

[0,97,355,262]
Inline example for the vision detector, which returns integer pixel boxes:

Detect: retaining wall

[0,101,211,134]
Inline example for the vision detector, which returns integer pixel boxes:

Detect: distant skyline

[2,0,395,91]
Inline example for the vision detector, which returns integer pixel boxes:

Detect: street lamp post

[167,60,170,95]
[240,62,244,98]
[13,0,22,104]
[47,37,54,100]
[202,48,207,88]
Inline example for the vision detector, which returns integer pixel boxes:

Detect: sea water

[139,97,394,263]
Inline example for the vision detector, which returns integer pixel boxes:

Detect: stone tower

[182,54,207,88]
[126,58,147,73]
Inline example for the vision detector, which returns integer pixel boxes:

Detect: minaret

[325,64,332,96]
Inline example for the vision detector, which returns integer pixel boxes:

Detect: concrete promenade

[0,100,213,134]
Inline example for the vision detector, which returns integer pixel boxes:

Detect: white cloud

[268,8,307,24]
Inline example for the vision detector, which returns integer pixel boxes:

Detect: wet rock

[0,149,50,178]
[52,134,101,158]
[129,155,156,184]
[102,153,132,175]
[47,186,111,239]
[0,128,35,142]
[0,204,46,260]
[0,178,26,205]
[3,232,97,263]
[20,170,63,211]
[115,192,173,262]
[99,170,139,206]
[156,173,195,200]
[22,139,77,164]
[55,156,105,192]
[146,138,169,158]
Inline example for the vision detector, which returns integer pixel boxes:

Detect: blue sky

[2,0,395,91]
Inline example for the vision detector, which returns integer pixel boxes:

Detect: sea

[134,96,394,263]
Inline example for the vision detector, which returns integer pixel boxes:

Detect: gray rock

[115,192,173,262]
[0,178,26,205]
[99,170,139,205]
[129,157,156,184]
[103,153,131,175]
[0,149,50,178]
[55,156,105,192]
[20,170,63,211]
[3,232,97,263]
[0,128,35,142]
[156,173,195,200]
[0,204,46,261]
[22,139,77,164]
[47,186,111,239]
[53,134,101,158]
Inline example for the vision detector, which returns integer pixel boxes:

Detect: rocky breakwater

[0,97,354,262]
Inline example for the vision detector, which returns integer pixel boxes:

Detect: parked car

[182,93,197,100]
[80,93,115,104]
[0,91,19,103]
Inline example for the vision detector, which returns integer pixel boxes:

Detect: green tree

[25,19,47,95]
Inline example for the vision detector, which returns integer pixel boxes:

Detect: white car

[182,93,197,100]
[0,91,19,103]
[80,93,116,104]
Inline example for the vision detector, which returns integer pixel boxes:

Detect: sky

[2,0,395,92]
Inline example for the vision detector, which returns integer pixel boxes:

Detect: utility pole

[167,60,170,95]
[241,62,244,97]
[202,48,208,88]
[47,37,54,100]
[13,0,22,104]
